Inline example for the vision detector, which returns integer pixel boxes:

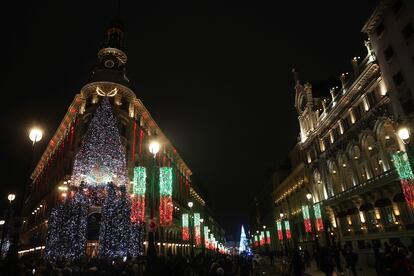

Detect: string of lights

[159,167,173,226]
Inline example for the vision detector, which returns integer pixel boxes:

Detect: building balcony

[324,169,399,205]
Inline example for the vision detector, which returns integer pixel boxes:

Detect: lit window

[338,120,344,134]
[363,96,370,111]
[379,79,387,96]
[350,109,356,124]
[359,212,366,223]
[320,139,325,152]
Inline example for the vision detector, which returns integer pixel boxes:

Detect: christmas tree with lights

[70,97,129,187]
[46,97,135,259]
[239,225,252,255]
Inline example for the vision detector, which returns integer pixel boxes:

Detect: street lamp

[280,213,284,219]
[1,193,16,259]
[398,126,410,144]
[188,201,194,258]
[147,138,160,272]
[29,127,43,145]
[7,194,15,204]
[149,140,160,157]
[305,192,319,253]
[200,218,205,255]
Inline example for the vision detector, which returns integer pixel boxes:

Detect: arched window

[313,169,328,201]
[376,121,400,171]
[364,135,383,177]
[348,145,368,185]
[328,160,342,194]
[338,152,354,190]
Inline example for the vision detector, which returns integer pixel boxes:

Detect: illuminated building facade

[274,28,414,262]
[20,20,224,256]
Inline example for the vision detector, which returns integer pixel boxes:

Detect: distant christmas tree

[239,225,252,255]
[71,97,129,187]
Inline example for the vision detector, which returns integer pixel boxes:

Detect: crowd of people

[0,253,254,276]
[288,239,414,276]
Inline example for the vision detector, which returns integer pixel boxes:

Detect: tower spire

[89,7,129,86]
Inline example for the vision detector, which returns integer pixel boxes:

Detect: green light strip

[393,151,414,179]
[133,167,146,195]
[159,167,173,196]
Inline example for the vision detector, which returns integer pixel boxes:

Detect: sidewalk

[304,261,377,276]
[304,261,324,276]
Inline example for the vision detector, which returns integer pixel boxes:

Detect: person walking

[343,245,358,276]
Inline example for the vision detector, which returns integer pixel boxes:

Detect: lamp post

[6,127,42,269]
[306,192,319,253]
[0,194,16,258]
[147,139,160,270]
[188,201,194,258]
[397,124,414,165]
[200,218,205,256]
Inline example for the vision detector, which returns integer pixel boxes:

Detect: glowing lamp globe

[398,127,410,144]
[306,193,313,200]
[29,128,43,143]
[0,220,5,225]
[8,193,16,203]
[188,201,193,208]
[149,140,160,156]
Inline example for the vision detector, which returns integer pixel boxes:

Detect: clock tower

[90,19,129,87]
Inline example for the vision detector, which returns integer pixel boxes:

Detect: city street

[2,0,414,275]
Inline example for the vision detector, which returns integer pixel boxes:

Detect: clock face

[104,59,115,69]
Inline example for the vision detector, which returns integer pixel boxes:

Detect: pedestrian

[291,249,305,276]
[319,246,334,276]
[343,245,358,276]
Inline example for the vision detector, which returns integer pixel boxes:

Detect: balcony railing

[325,169,398,204]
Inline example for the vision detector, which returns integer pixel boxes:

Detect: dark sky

[0,0,378,237]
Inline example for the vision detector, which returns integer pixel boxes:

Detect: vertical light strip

[277,221,283,240]
[313,203,324,231]
[265,230,271,244]
[284,220,291,239]
[194,213,201,246]
[302,205,312,233]
[131,167,146,223]
[159,167,173,226]
[393,152,414,208]
[182,213,189,241]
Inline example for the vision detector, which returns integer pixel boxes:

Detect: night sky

[0,0,378,237]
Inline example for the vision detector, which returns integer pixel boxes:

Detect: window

[392,0,403,15]
[393,71,405,87]
[402,22,414,41]
[320,138,325,152]
[363,96,370,111]
[384,45,394,61]
[376,21,385,38]
[349,109,356,124]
